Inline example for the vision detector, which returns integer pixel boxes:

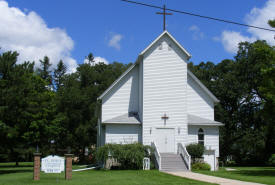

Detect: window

[198,128,204,146]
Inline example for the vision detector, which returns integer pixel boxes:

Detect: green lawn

[194,167,275,185]
[0,162,216,185]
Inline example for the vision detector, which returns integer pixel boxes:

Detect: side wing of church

[97,31,223,171]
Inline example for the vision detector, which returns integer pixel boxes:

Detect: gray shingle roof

[188,114,224,126]
[102,113,141,124]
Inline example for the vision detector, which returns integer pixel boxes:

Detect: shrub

[186,143,205,159]
[96,143,153,169]
[268,154,275,166]
[192,162,211,171]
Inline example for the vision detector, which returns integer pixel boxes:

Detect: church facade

[97,31,223,171]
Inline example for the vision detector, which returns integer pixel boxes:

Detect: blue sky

[0,0,274,72]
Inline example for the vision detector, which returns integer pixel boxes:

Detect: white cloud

[108,33,123,50]
[94,56,109,64]
[188,25,204,40]
[84,56,109,65]
[220,0,275,54]
[0,1,78,73]
[189,25,199,31]
[221,31,256,53]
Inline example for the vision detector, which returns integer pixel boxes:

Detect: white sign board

[41,155,65,173]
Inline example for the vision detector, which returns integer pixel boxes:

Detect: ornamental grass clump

[96,143,154,169]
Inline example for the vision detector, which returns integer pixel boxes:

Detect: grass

[0,162,216,185]
[194,166,275,185]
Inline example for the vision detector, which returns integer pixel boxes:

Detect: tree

[189,40,275,165]
[268,19,275,28]
[86,53,95,66]
[0,51,57,164]
[37,56,52,85]
[54,60,67,90]
[257,41,275,158]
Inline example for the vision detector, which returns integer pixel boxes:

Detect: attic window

[158,43,163,50]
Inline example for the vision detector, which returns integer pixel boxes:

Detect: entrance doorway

[155,128,175,153]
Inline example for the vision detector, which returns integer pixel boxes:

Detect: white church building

[97,31,223,171]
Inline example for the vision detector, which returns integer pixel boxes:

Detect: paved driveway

[165,171,265,185]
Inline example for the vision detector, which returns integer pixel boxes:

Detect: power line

[121,0,275,32]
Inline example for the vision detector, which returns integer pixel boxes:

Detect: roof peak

[139,31,191,59]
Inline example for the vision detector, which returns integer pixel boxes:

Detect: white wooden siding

[187,74,214,120]
[105,124,141,144]
[101,65,139,122]
[187,125,219,157]
[142,35,189,152]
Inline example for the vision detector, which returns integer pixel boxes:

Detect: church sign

[41,155,65,173]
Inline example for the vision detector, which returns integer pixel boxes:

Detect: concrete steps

[160,153,188,172]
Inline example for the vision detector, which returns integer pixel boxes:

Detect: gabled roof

[188,114,224,126]
[188,70,219,103]
[98,31,190,100]
[98,31,218,102]
[139,30,191,59]
[102,113,141,124]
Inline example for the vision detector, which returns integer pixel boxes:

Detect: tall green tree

[86,53,95,66]
[37,56,52,85]
[0,52,57,164]
[189,40,275,164]
[53,60,67,90]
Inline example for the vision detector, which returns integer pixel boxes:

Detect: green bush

[192,162,211,171]
[96,143,153,169]
[268,154,275,166]
[186,143,205,159]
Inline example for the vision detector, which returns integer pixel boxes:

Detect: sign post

[33,153,41,180]
[65,154,73,180]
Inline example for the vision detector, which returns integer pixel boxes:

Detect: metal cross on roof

[161,113,169,125]
[156,5,172,31]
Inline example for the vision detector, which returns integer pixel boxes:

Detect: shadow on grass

[0,169,33,175]
[0,165,33,168]
[231,169,275,177]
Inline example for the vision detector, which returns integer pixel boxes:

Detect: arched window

[198,128,204,146]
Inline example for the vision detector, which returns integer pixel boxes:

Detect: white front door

[155,128,175,153]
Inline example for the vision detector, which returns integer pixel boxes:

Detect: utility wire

[121,0,275,32]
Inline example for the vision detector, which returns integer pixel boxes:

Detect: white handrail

[151,142,161,170]
[178,143,191,170]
